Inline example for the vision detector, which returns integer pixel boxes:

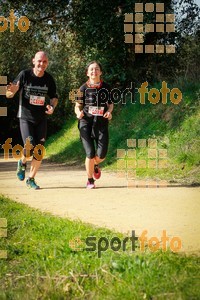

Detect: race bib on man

[29,95,45,106]
[88,106,104,116]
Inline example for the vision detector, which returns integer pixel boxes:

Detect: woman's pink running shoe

[94,165,101,180]
[86,180,95,189]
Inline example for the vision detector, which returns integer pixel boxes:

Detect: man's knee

[23,143,46,161]
[23,147,34,158]
[33,144,46,161]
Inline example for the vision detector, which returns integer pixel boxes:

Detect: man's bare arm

[50,97,58,109]
[6,81,20,98]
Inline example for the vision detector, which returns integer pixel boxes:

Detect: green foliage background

[0,0,199,168]
[0,2,200,297]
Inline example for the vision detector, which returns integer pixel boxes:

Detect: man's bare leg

[29,159,42,178]
[21,155,27,165]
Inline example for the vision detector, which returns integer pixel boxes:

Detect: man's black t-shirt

[13,69,57,123]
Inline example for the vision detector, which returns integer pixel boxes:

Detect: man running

[6,51,58,189]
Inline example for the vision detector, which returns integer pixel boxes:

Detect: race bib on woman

[88,106,104,116]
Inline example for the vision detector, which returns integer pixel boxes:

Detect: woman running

[75,61,113,188]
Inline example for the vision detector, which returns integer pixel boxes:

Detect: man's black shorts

[19,118,47,158]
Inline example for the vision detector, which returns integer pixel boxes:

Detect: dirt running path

[0,157,200,253]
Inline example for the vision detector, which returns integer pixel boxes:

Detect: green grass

[46,82,200,184]
[0,195,199,299]
[46,117,85,165]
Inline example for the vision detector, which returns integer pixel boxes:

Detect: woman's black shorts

[78,117,109,159]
